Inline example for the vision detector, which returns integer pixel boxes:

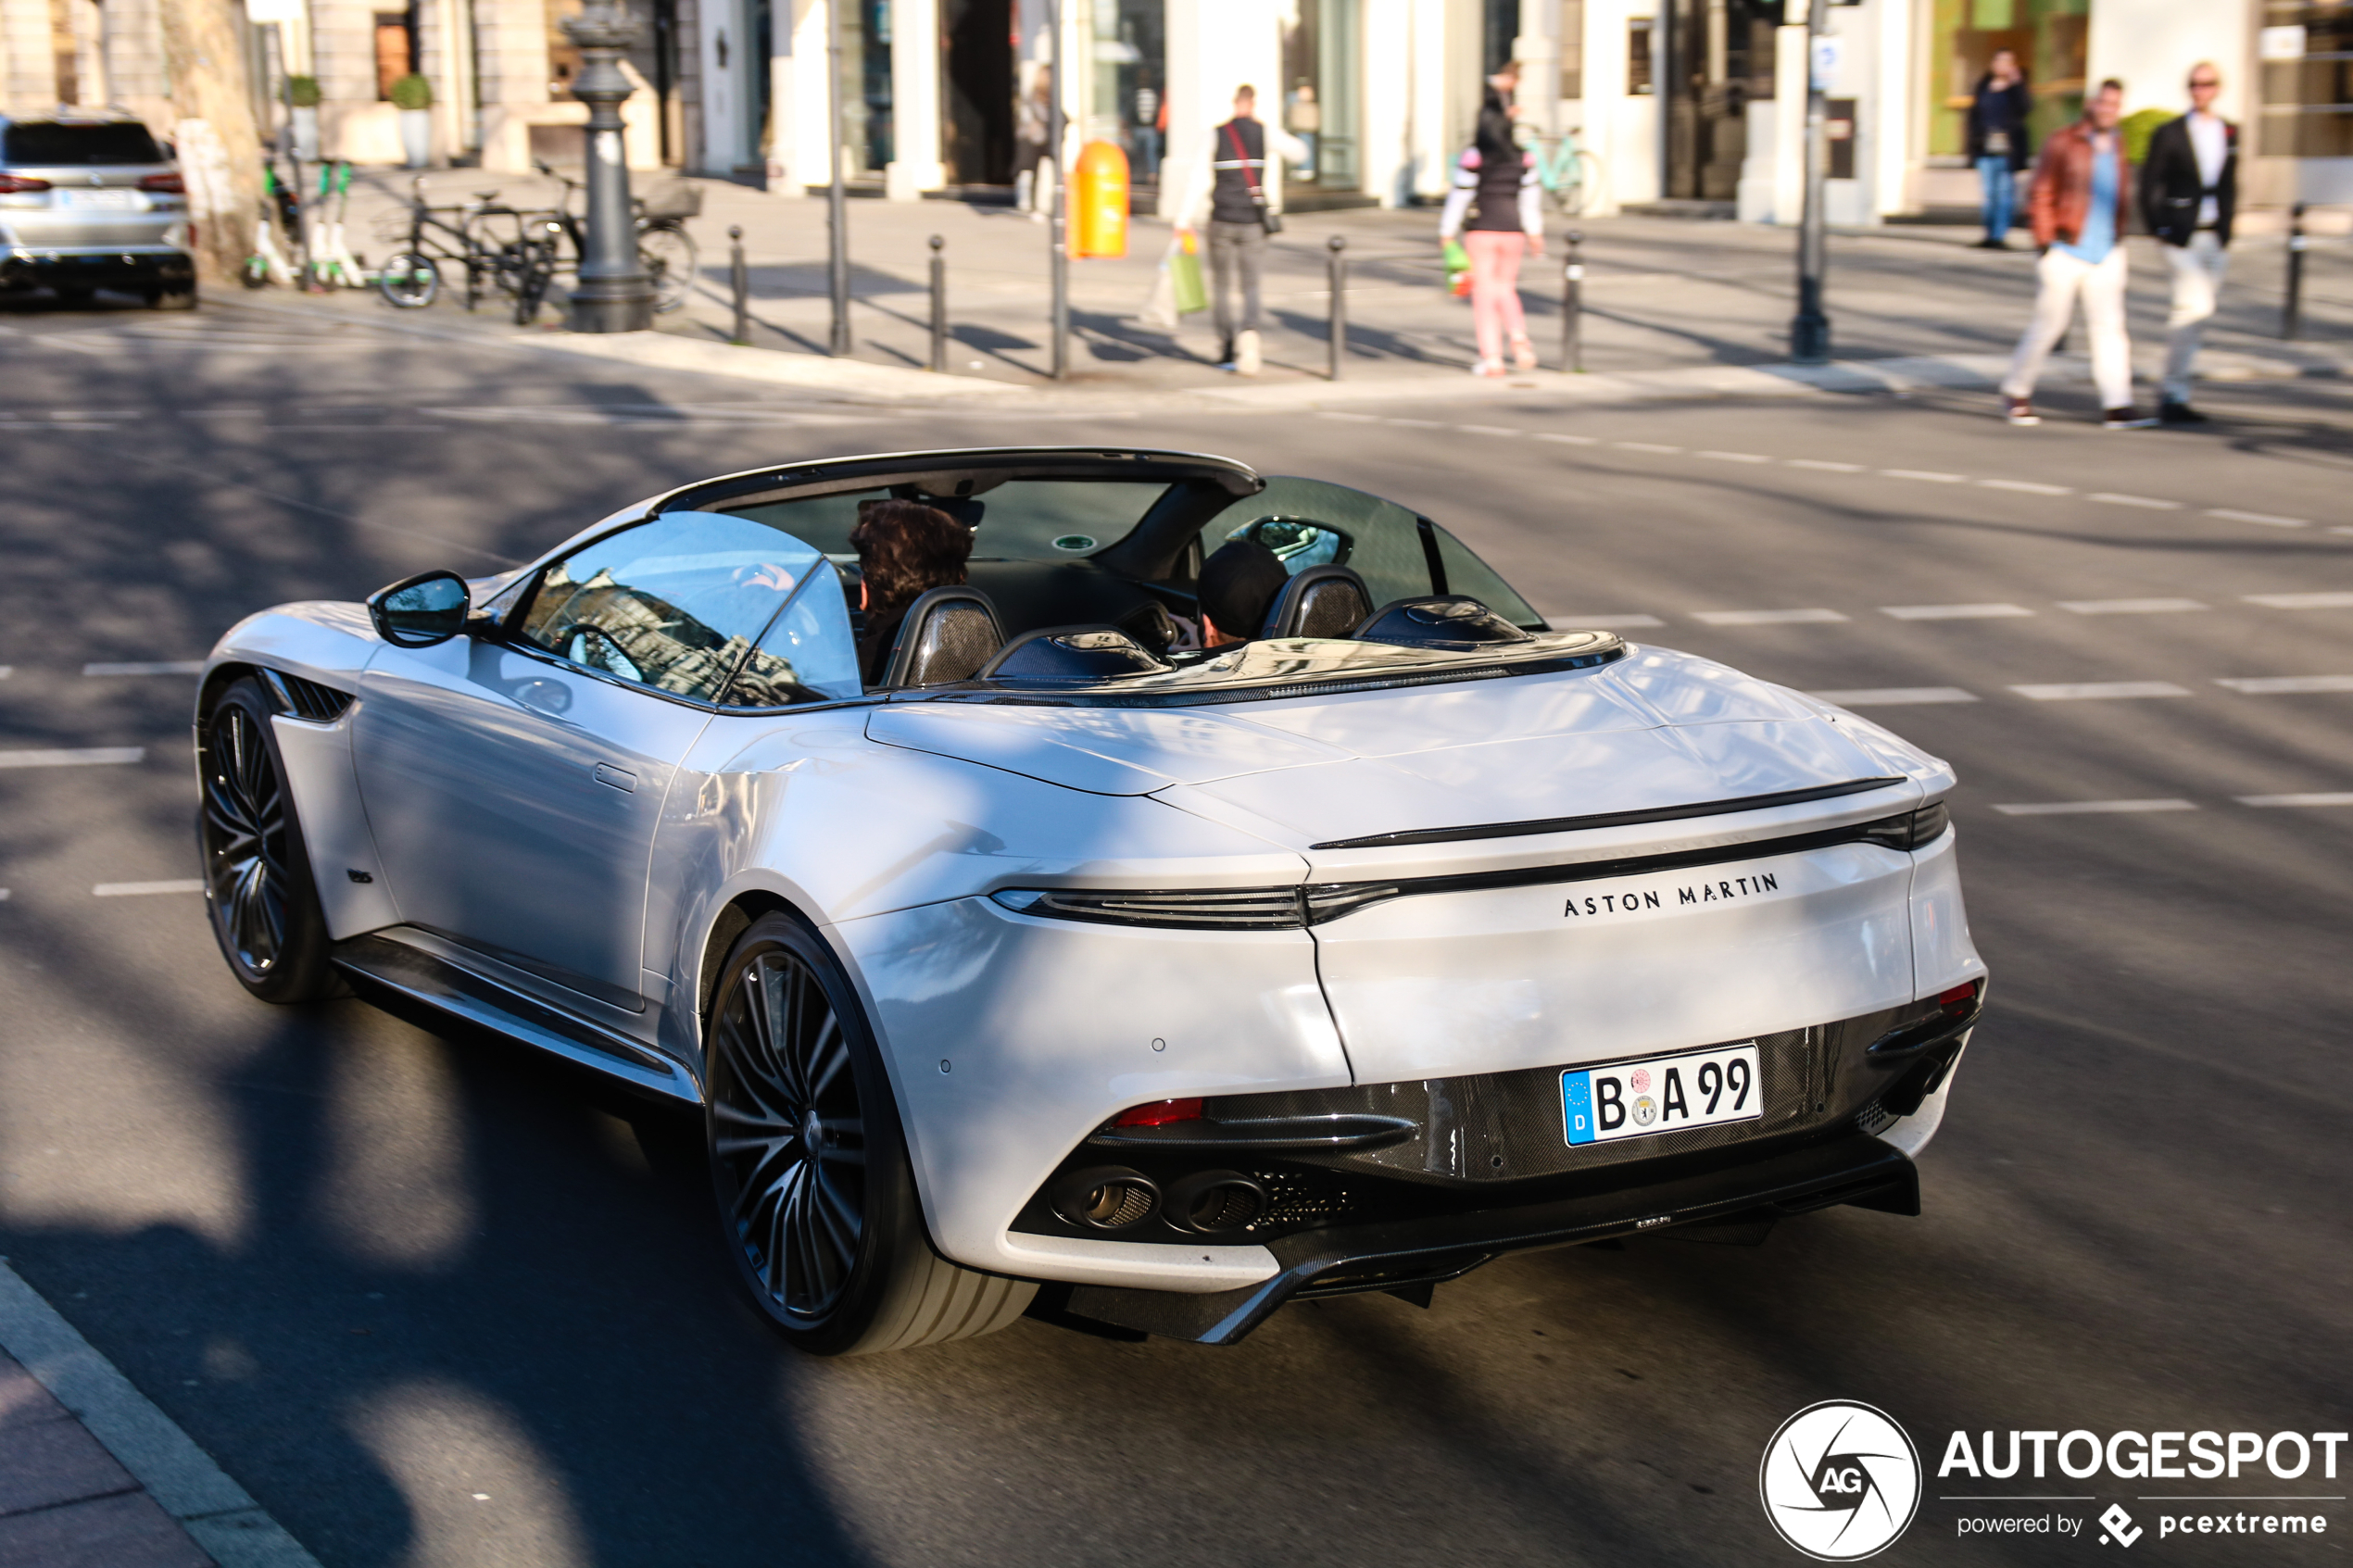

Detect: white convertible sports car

[196,446,1985,1355]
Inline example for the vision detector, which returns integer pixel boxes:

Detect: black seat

[1261,565,1374,640]
[879,586,1007,687]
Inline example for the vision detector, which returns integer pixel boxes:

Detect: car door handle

[593,763,636,793]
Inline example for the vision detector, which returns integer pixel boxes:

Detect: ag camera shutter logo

[1759,1401,1922,1560]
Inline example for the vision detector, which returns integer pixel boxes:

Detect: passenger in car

[1196,537,1290,646]
[850,498,975,683]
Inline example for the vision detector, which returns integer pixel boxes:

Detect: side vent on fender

[260,668,356,723]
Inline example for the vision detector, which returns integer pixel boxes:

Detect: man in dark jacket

[2138,61,2235,424]
[1968,50,2031,247]
[1999,79,2153,428]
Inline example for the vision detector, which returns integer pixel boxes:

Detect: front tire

[198,678,341,1003]
[705,913,1034,1355]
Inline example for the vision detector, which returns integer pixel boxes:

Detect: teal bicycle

[1518,126,1604,219]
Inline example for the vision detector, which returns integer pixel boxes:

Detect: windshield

[5,121,165,165]
[723,479,1171,565]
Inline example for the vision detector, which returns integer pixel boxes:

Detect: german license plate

[57,188,139,209]
[1562,1043,1762,1146]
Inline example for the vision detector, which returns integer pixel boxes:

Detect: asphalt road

[1,298,2348,1568]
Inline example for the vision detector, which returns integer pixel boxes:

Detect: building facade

[0,0,2337,204]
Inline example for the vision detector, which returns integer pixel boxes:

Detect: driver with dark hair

[851,497,974,683]
[1196,537,1289,646]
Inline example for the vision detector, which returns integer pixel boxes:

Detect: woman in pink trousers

[1440,64,1545,375]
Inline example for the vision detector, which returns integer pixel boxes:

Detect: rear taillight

[1113,1098,1202,1128]
[1857,798,1951,852]
[0,173,52,193]
[138,172,184,193]
[1936,980,1980,1017]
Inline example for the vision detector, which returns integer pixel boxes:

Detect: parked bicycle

[1518,126,1604,219]
[526,159,700,315]
[376,178,556,324]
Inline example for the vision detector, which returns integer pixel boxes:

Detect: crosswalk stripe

[1809,687,1979,707]
[2213,675,2353,694]
[1992,799,2197,816]
[0,747,145,768]
[1879,604,2032,621]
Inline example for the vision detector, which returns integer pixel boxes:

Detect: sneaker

[1235,329,1262,377]
[2004,396,2039,426]
[1470,358,1504,377]
[2158,400,2208,425]
[2103,406,2158,430]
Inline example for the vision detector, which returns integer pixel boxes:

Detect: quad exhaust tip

[1166,1171,1265,1236]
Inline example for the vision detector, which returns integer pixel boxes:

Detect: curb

[0,1260,323,1568]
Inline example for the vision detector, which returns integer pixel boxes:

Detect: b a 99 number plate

[1561,1043,1761,1147]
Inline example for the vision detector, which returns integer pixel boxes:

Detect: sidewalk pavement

[0,1261,319,1568]
[288,168,2353,408]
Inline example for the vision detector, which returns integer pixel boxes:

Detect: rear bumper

[1056,1132,1918,1344]
[1,246,193,292]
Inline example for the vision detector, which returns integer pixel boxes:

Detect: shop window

[374,11,416,100]
[2261,2,2353,157]
[1629,18,1654,94]
[1926,0,2087,160]
[1560,0,1584,100]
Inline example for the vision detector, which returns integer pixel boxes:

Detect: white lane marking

[0,665,12,679]
[2008,681,2193,700]
[1613,441,1682,453]
[1534,432,1599,445]
[83,660,204,676]
[0,888,9,900]
[2057,597,2208,614]
[1978,478,2072,495]
[2088,493,2184,510]
[93,879,205,897]
[1384,417,1446,428]
[0,1260,327,1568]
[1695,450,1771,463]
[1879,603,2033,621]
[1809,687,1981,707]
[1786,458,1865,472]
[1691,608,1848,625]
[2215,675,2353,694]
[1458,424,1521,437]
[2334,526,2353,538]
[1547,612,1666,628]
[2208,508,2309,529]
[1316,411,1382,422]
[1881,469,1966,483]
[2238,792,2353,808]
[1993,799,2198,816]
[0,746,145,768]
[2245,592,2353,609]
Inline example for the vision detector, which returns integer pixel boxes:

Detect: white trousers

[2002,245,2133,410]
[2160,231,2228,404]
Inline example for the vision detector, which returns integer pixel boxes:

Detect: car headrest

[1353,596,1533,649]
[880,586,1006,687]
[978,625,1173,684]
[1262,565,1374,640]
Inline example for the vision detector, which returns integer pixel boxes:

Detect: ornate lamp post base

[563,0,657,333]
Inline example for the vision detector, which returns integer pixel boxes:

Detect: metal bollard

[1327,234,1348,381]
[1561,230,1584,373]
[2284,202,2308,341]
[929,234,948,372]
[728,225,749,346]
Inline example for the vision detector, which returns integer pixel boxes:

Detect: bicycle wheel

[638,222,698,314]
[378,252,440,307]
[510,241,558,326]
[1560,151,1604,218]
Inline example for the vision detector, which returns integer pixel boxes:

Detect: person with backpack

[2139,61,2237,424]
[1440,63,1544,376]
[1967,49,2032,248]
[1175,84,1308,375]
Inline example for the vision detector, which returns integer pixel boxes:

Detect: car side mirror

[368,570,472,647]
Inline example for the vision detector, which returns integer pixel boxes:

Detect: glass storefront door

[1280,0,1360,193]
[1094,0,1166,186]
[1661,0,1778,202]
[1925,0,2088,160]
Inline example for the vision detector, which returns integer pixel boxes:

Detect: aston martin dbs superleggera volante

[195,446,1985,1354]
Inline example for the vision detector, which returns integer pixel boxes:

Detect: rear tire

[378,251,440,308]
[705,912,1034,1356]
[198,678,342,1003]
[638,222,698,314]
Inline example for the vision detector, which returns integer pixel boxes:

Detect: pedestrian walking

[1968,49,2031,248]
[1013,68,1052,220]
[2140,61,2236,425]
[1174,84,1307,376]
[1440,63,1544,375]
[1999,79,2155,430]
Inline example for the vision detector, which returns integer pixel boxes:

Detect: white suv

[0,110,195,307]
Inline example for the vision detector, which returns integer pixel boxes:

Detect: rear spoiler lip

[1308,775,1910,851]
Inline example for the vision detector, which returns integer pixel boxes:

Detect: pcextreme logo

[1759,1401,1924,1561]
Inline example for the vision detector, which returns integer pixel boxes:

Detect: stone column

[885,0,941,198]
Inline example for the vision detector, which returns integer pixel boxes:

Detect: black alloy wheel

[198,678,339,1002]
[708,920,875,1325]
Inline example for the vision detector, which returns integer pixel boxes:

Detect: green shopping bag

[1169,237,1209,316]
[1443,238,1471,298]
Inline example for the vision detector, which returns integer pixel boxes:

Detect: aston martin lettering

[1563,870,1780,919]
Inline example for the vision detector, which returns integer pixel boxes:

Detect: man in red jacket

[1999,79,2155,429]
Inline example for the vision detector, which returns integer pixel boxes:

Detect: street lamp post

[1048,0,1069,380]
[825,0,850,355]
[562,0,656,332]
[1788,0,1831,365]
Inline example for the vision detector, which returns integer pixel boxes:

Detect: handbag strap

[1224,121,1267,206]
